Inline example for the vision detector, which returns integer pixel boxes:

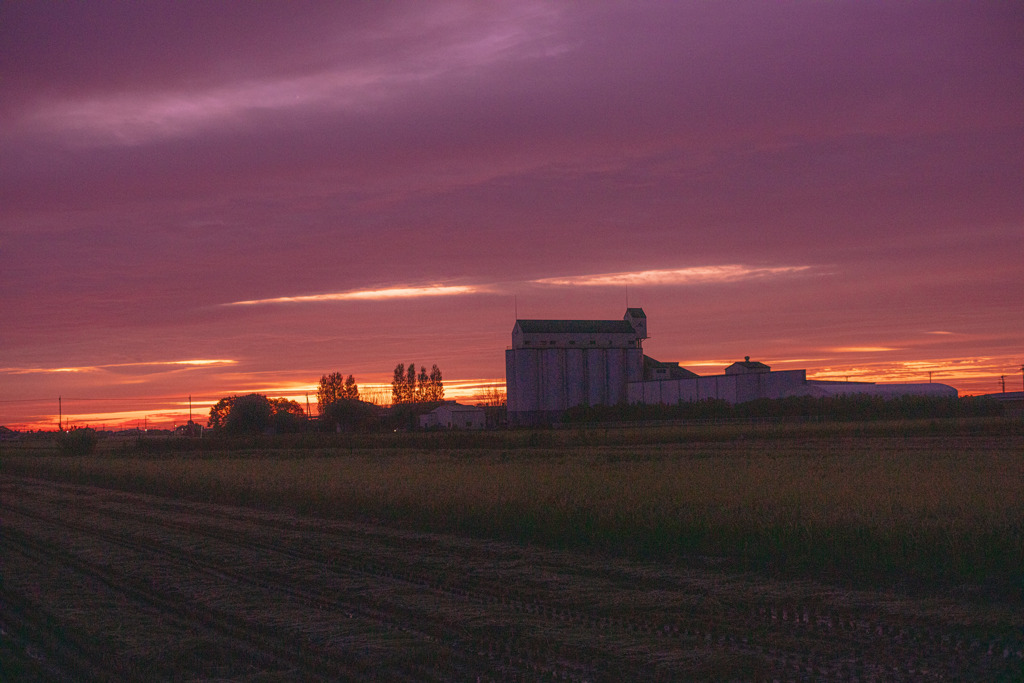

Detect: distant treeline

[561,394,1004,424]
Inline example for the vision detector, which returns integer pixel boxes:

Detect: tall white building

[505,309,957,425]
[505,309,647,425]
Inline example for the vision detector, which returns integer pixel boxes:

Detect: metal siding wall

[541,349,567,412]
[504,350,517,412]
[513,349,541,412]
[586,349,607,406]
[696,374,712,401]
[661,380,680,404]
[606,348,625,404]
[625,349,644,383]
[566,349,586,408]
[628,370,811,406]
[762,370,806,399]
[723,375,739,403]
[679,379,698,402]
[735,374,756,402]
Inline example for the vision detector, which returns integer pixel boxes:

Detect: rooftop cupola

[624,308,647,340]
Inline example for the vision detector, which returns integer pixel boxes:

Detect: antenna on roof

[514,295,518,319]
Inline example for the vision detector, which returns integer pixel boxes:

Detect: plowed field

[2,475,1020,681]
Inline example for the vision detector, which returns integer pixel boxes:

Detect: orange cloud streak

[227,285,482,305]
[534,264,812,287]
[1,360,237,375]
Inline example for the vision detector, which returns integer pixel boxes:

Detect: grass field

[3,417,1022,600]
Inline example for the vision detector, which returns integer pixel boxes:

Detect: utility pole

[1000,375,1006,393]
[189,395,193,424]
[928,371,932,383]
[58,396,62,432]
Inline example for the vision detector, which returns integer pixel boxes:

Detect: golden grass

[3,432,1022,595]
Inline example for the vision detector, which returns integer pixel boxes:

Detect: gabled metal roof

[729,359,770,369]
[515,319,637,334]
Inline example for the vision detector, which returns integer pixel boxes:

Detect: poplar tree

[416,365,430,401]
[391,362,444,403]
[406,363,416,400]
[428,364,444,401]
[392,363,410,404]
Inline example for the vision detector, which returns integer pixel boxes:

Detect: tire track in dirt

[49,482,1022,680]
[2,526,335,681]
[3,511,526,681]
[2,475,1021,681]
[2,480,602,680]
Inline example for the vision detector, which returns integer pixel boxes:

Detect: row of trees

[391,363,444,404]
[317,372,359,405]
[206,364,446,434]
[207,394,307,434]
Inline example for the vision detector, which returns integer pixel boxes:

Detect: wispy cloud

[533,265,812,287]
[830,347,899,353]
[1,360,237,375]
[227,285,483,306]
[23,5,567,147]
[808,356,1012,389]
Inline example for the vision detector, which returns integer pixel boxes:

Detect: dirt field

[2,474,1020,681]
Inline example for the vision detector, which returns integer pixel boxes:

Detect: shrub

[57,427,98,456]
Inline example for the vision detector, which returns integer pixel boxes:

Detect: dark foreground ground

[1,475,1020,681]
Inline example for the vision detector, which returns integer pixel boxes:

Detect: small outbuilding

[418,401,486,430]
[725,357,771,374]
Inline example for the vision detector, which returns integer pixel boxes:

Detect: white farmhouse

[418,401,486,430]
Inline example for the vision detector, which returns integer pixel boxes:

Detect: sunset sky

[2,2,1022,430]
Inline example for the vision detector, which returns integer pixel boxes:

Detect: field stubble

[4,428,1021,596]
[1,474,1021,680]
[1,424,1022,679]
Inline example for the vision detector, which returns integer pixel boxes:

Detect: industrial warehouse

[505,309,956,425]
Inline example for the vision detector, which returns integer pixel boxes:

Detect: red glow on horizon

[2,5,1019,433]
[4,359,1018,433]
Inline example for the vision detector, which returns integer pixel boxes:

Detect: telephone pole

[58,396,62,432]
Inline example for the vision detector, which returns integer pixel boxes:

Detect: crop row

[4,432,1022,596]
[4,475,1021,680]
